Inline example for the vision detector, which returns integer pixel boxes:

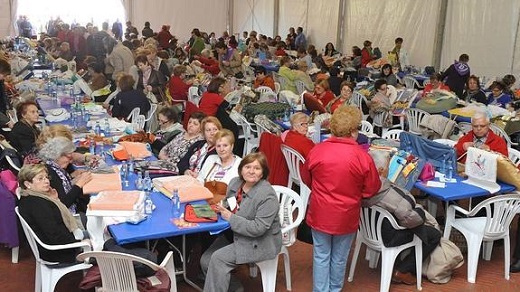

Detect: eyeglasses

[298,122,309,127]
[159,119,170,125]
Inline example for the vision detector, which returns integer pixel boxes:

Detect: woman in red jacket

[283,112,314,159]
[302,105,381,292]
[198,77,231,117]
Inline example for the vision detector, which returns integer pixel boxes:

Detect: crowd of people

[2,15,520,292]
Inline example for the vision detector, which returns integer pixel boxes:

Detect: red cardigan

[455,130,508,163]
[168,76,189,102]
[302,136,381,235]
[198,92,224,116]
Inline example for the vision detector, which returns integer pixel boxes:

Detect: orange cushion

[83,170,123,194]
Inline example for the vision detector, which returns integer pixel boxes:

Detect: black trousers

[381,220,441,274]
[514,216,520,259]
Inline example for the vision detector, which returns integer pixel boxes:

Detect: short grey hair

[38,137,76,161]
[471,110,490,124]
[369,150,390,171]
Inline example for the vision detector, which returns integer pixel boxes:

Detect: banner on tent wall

[343,0,440,68]
[441,0,520,79]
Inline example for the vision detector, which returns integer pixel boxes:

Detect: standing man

[111,19,123,41]
[441,54,470,98]
[391,37,409,70]
[295,26,307,50]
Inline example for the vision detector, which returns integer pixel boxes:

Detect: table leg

[183,235,203,291]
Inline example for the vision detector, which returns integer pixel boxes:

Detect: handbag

[204,163,228,205]
[184,203,218,223]
[387,150,426,191]
[296,211,313,245]
[419,162,435,182]
[422,237,464,284]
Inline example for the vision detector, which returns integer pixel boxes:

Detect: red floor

[3,231,520,292]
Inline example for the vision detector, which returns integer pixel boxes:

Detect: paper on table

[426,181,446,188]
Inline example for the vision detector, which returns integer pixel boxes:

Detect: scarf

[20,188,78,232]
[45,160,76,213]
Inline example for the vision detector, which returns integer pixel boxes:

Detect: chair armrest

[448,204,471,216]
[39,240,92,252]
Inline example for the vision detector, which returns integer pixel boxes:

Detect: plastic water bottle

[70,88,74,98]
[94,121,101,136]
[121,161,128,180]
[446,159,453,180]
[171,188,181,219]
[104,118,110,135]
[143,170,152,193]
[144,193,153,215]
[128,156,135,173]
[89,139,95,155]
[135,171,143,190]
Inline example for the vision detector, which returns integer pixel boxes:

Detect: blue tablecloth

[108,192,229,245]
[37,96,110,127]
[440,110,471,123]
[397,72,430,83]
[414,176,515,201]
[250,63,279,73]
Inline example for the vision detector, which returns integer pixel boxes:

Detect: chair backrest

[403,75,419,89]
[382,129,404,140]
[272,185,305,247]
[509,147,520,166]
[188,86,200,105]
[256,86,275,94]
[489,123,514,147]
[15,207,44,264]
[422,78,431,87]
[360,120,373,134]
[295,80,306,95]
[274,82,281,94]
[468,194,520,238]
[127,107,140,122]
[358,206,405,249]
[230,111,258,156]
[405,108,430,134]
[350,91,366,115]
[133,115,146,131]
[255,121,273,138]
[77,251,162,292]
[281,145,305,185]
[457,122,472,135]
[146,103,158,121]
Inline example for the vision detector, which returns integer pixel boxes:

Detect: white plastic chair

[274,82,281,94]
[188,86,201,105]
[254,185,305,292]
[403,75,422,89]
[508,147,520,166]
[295,80,306,95]
[133,114,146,131]
[490,123,518,147]
[15,207,92,292]
[348,206,422,292]
[280,145,310,207]
[255,86,275,95]
[350,91,368,120]
[405,108,430,135]
[230,111,258,157]
[382,129,404,141]
[254,121,273,139]
[144,103,158,132]
[443,194,520,283]
[127,107,140,122]
[77,251,177,292]
[360,120,374,135]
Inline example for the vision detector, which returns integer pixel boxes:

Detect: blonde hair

[330,105,361,137]
[37,125,73,148]
[214,129,235,145]
[18,164,48,190]
[289,112,309,128]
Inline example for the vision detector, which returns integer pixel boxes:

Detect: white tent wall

[278,0,308,41]
[1,0,15,37]
[441,0,520,79]
[306,0,340,52]
[129,0,228,44]
[233,0,275,38]
[342,0,441,68]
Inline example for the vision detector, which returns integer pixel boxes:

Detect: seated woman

[38,137,93,216]
[381,64,398,87]
[487,81,512,108]
[327,81,354,114]
[178,116,222,177]
[168,65,193,103]
[197,129,242,201]
[323,42,340,58]
[110,73,151,121]
[198,77,231,117]
[462,75,487,103]
[158,111,205,172]
[369,79,397,128]
[253,66,275,91]
[152,106,185,153]
[201,152,281,292]
[18,164,89,263]
[422,73,450,97]
[193,49,220,76]
[10,101,41,156]
[282,112,315,158]
[303,79,335,110]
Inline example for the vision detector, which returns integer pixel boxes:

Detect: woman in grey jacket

[201,152,282,292]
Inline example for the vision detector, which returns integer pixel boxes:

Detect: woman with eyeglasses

[282,112,315,158]
[151,107,185,154]
[158,111,205,172]
[178,116,223,177]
